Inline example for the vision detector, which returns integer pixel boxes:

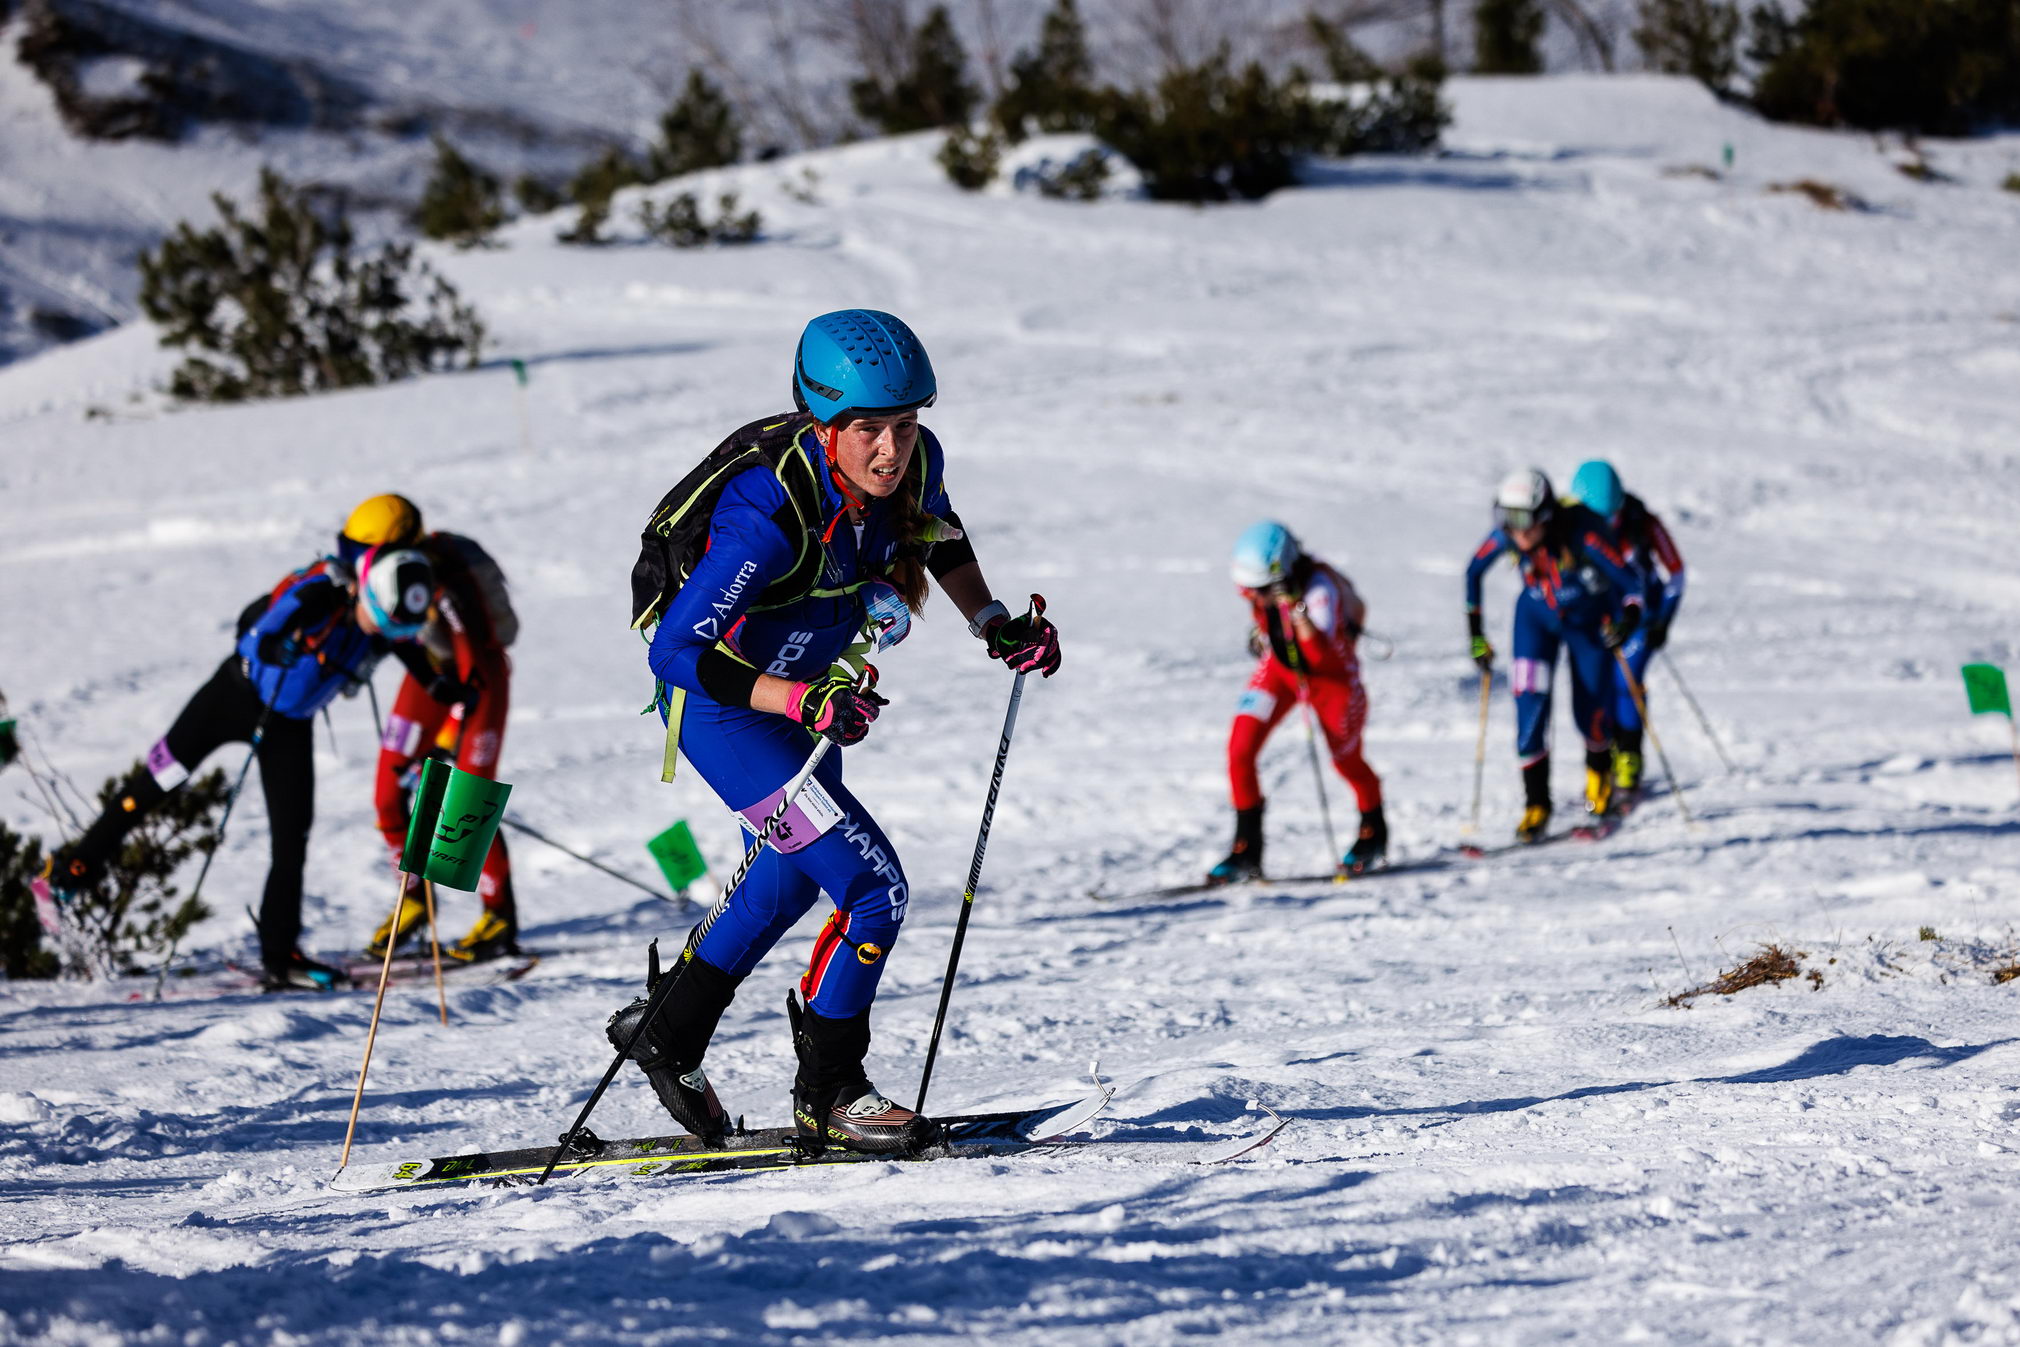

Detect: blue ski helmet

[792,309,937,424]
[1567,460,1624,520]
[1231,520,1301,589]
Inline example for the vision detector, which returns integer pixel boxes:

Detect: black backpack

[629,414,833,632]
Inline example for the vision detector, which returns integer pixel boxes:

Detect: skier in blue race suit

[608,309,1062,1156]
[1465,468,1645,843]
[43,547,440,990]
[1564,460,1688,800]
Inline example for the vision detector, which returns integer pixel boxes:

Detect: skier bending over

[337,495,525,963]
[1210,521,1386,883]
[1464,469,1645,843]
[609,309,1062,1155]
[1563,461,1686,803]
[43,547,437,990]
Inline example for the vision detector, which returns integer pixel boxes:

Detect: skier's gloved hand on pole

[1647,618,1669,653]
[1246,625,1266,659]
[424,673,478,708]
[981,594,1060,677]
[256,633,300,667]
[1603,604,1642,651]
[1466,609,1494,672]
[789,670,887,745]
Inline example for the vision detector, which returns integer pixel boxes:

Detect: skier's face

[830,411,919,501]
[1510,522,1545,551]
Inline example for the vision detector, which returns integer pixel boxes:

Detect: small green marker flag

[510,358,529,388]
[1963,664,2011,718]
[400,759,513,891]
[646,820,708,892]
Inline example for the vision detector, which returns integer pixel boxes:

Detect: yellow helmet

[342,494,424,548]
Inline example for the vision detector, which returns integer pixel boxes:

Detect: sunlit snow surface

[4,76,2020,1345]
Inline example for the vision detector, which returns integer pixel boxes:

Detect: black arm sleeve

[927,509,978,580]
[392,641,438,683]
[696,647,763,709]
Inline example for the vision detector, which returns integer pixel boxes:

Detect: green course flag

[1963,664,2011,718]
[511,358,529,388]
[647,820,708,891]
[400,759,513,890]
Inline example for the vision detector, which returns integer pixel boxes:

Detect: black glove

[1604,606,1642,651]
[256,633,299,667]
[791,671,889,746]
[984,596,1061,677]
[1647,619,1669,653]
[425,675,478,708]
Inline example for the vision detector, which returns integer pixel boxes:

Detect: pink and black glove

[789,669,888,745]
[983,595,1061,677]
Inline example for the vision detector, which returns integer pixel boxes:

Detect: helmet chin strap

[820,423,868,545]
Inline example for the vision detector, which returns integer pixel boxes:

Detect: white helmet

[1494,468,1555,532]
[359,546,435,639]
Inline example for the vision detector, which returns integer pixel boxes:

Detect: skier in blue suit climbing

[609,309,1061,1155]
[1465,468,1645,843]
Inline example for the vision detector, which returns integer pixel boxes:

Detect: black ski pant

[69,657,314,971]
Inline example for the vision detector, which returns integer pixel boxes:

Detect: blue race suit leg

[1563,622,1616,755]
[678,697,907,1021]
[1510,592,1562,767]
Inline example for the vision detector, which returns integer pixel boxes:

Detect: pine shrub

[559,148,646,245]
[1092,52,1309,202]
[636,191,762,247]
[415,136,504,248]
[1747,0,2020,136]
[1633,0,1741,91]
[515,175,565,215]
[1304,16,1451,155]
[993,0,1099,141]
[851,5,979,134]
[0,763,228,978]
[650,70,742,180]
[939,124,1004,190]
[1474,0,1546,74]
[138,169,485,403]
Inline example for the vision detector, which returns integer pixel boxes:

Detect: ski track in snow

[4,75,2020,1345]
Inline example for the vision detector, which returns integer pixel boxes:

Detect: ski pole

[1660,651,1736,776]
[153,711,270,1000]
[535,668,871,1185]
[1272,597,1340,869]
[340,868,418,1169]
[501,815,690,909]
[1464,669,1491,835]
[916,657,1030,1116]
[1615,650,1693,826]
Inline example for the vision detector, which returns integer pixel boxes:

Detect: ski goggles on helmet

[1496,504,1548,532]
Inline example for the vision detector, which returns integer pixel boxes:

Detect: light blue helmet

[1231,520,1301,589]
[792,309,937,424]
[1567,460,1624,520]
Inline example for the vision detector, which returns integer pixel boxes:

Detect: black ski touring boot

[788,991,937,1157]
[262,950,350,993]
[1516,757,1553,844]
[1341,804,1388,876]
[1206,805,1265,886]
[605,945,738,1146]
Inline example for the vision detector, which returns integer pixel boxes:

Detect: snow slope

[4,74,2020,1344]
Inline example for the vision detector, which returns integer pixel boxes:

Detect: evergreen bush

[851,5,979,134]
[1633,0,1741,92]
[415,136,504,248]
[138,169,485,403]
[559,148,646,245]
[0,763,228,978]
[992,0,1099,141]
[636,191,762,247]
[1747,0,2020,136]
[939,124,1004,190]
[651,70,743,180]
[515,175,565,215]
[1092,52,1308,202]
[1304,16,1451,155]
[1474,0,1546,74]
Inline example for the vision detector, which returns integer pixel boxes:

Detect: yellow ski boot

[1515,804,1552,845]
[1613,748,1643,793]
[448,909,519,963]
[1584,766,1615,819]
[365,893,427,959]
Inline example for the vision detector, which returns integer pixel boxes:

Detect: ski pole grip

[1025,593,1045,620]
